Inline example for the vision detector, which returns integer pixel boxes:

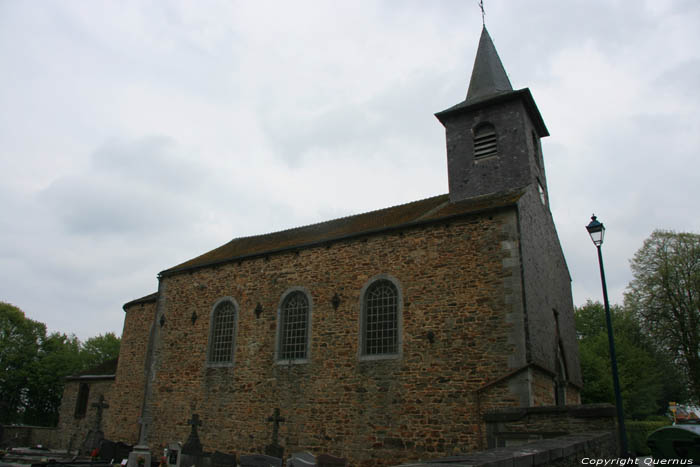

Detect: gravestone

[165,442,182,467]
[211,450,237,467]
[182,413,203,455]
[264,408,285,458]
[81,394,110,455]
[239,453,283,467]
[180,414,212,467]
[316,454,348,467]
[99,439,133,463]
[287,451,316,466]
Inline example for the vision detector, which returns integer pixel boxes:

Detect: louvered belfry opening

[473,123,497,159]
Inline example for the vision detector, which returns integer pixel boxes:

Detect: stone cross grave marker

[92,395,109,431]
[265,408,285,458]
[182,413,203,455]
[267,408,285,446]
[81,394,110,454]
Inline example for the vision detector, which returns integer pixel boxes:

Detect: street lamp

[586,215,629,456]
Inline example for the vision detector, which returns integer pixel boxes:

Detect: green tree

[23,333,83,426]
[80,332,121,370]
[0,302,45,424]
[575,300,686,419]
[0,302,121,425]
[625,230,700,401]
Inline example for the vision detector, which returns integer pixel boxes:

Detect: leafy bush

[627,420,671,455]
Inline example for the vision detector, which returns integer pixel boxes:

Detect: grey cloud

[40,136,204,236]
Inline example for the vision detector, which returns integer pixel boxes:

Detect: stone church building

[58,27,582,465]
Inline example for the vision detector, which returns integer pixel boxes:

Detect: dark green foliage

[0,302,120,426]
[575,301,687,419]
[81,333,121,371]
[625,230,700,402]
[626,420,671,455]
[24,333,83,426]
[0,302,45,424]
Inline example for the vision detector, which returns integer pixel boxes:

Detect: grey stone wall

[0,425,60,449]
[516,185,583,389]
[484,404,616,449]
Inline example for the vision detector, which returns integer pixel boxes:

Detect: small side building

[56,358,118,452]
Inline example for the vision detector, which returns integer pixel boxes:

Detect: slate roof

[161,188,525,277]
[122,292,158,311]
[466,27,513,103]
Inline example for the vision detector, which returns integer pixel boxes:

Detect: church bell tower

[436,27,550,204]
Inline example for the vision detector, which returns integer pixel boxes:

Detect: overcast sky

[1,0,698,341]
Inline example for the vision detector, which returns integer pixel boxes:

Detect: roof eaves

[160,190,524,278]
[123,292,159,311]
[435,89,549,137]
[65,374,116,382]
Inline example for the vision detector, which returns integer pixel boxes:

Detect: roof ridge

[219,193,448,244]
[161,189,524,276]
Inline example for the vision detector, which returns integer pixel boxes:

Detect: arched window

[473,122,497,159]
[208,299,238,365]
[361,278,401,358]
[277,290,311,362]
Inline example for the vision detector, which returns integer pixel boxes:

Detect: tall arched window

[473,122,497,159]
[277,289,311,362]
[361,277,401,358]
[208,299,238,365]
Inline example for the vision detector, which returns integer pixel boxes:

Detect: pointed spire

[466,27,513,102]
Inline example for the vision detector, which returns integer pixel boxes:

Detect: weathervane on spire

[479,0,485,26]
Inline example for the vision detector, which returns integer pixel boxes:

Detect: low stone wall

[484,404,617,449]
[1,425,60,449]
[395,431,617,466]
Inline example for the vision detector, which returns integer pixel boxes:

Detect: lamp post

[586,215,629,456]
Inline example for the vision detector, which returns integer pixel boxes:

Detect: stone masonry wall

[104,299,156,445]
[56,378,114,451]
[484,404,617,450]
[0,425,59,449]
[141,210,528,466]
[531,367,556,407]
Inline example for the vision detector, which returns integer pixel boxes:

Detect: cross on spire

[479,0,485,26]
[266,408,285,446]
